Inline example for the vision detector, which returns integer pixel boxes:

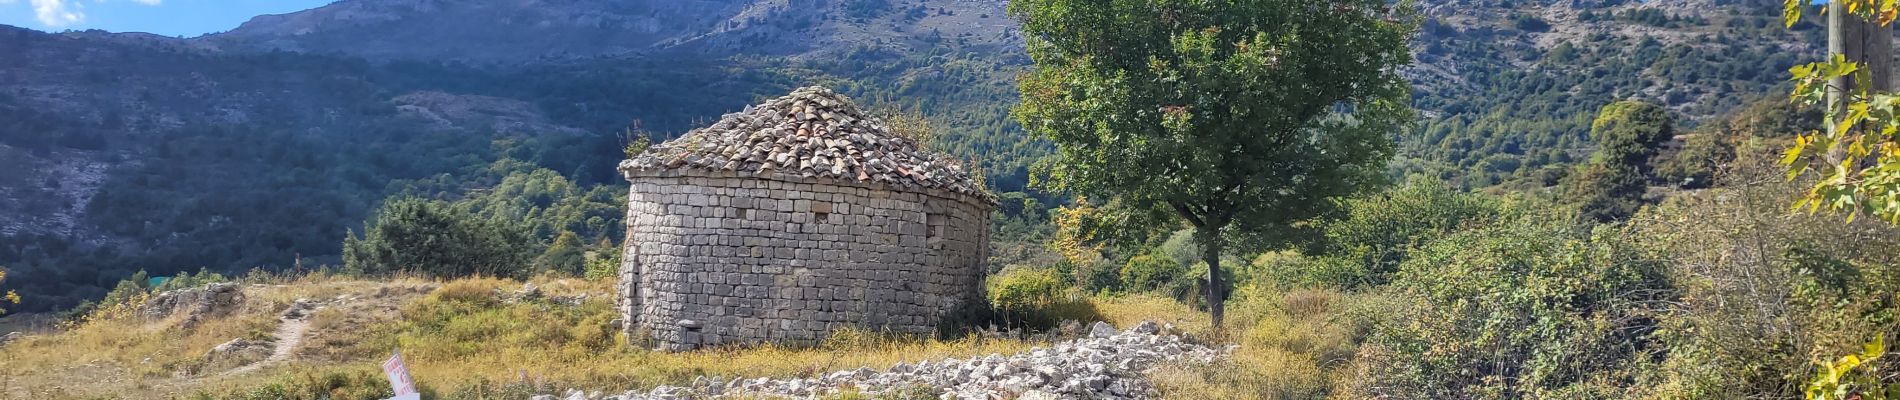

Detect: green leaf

[1787,0,1805,27]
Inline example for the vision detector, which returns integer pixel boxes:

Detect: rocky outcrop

[545,321,1230,400]
[203,338,271,364]
[141,283,245,330]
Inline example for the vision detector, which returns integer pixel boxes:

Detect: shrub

[343,198,536,279]
[534,231,585,276]
[1631,160,1900,398]
[152,267,229,292]
[1312,177,1504,287]
[1346,211,1674,399]
[1563,100,1672,223]
[1249,251,1359,291]
[581,244,621,282]
[0,268,16,316]
[1119,253,1190,296]
[987,267,1100,329]
[1512,14,1551,32]
[197,367,413,400]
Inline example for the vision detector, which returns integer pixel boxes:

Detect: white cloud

[19,0,160,28]
[31,0,83,27]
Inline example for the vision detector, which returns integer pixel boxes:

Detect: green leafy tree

[1564,101,1674,222]
[1010,0,1415,326]
[535,231,586,276]
[99,270,149,308]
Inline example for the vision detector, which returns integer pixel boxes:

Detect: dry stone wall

[618,169,990,350]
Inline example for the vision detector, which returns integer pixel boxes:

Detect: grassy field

[2,273,1280,399]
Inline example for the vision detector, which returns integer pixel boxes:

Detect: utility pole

[1826,2,1892,167]
[1828,2,1894,110]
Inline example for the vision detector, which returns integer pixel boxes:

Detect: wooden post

[1827,3,1892,168]
[1828,2,1894,110]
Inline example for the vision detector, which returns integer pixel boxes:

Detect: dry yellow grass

[2,274,1084,399]
[1143,287,1378,400]
[3,272,1274,399]
[0,273,455,399]
[1092,293,1213,335]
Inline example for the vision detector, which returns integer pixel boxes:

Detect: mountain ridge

[0,0,1827,311]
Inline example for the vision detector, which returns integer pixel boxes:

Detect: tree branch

[1172,201,1207,228]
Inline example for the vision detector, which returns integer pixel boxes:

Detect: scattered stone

[503,283,545,303]
[550,293,588,306]
[203,337,271,365]
[546,321,1227,400]
[280,298,320,320]
[209,338,260,355]
[1088,321,1118,338]
[1130,321,1158,335]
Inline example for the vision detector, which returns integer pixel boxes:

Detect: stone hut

[616,86,994,350]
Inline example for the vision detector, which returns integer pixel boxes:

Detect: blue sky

[0,0,334,37]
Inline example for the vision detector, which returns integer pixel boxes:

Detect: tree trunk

[1200,228,1226,328]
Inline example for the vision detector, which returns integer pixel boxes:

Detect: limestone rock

[1088,321,1118,339]
[281,298,316,319]
[141,282,246,330]
[546,320,1226,399]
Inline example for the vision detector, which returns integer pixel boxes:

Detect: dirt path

[224,302,314,376]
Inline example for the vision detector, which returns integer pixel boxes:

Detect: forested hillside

[1401,1,1824,187]
[0,0,1833,312]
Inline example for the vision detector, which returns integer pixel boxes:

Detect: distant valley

[0,0,1822,311]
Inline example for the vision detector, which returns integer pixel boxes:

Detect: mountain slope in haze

[0,24,814,311]
[0,0,1829,312]
[207,0,1020,63]
[205,0,1824,187]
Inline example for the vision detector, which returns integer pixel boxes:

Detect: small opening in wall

[927,213,946,239]
[814,212,829,223]
[735,208,748,219]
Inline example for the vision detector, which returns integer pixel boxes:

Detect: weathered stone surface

[618,87,994,350]
[141,282,246,330]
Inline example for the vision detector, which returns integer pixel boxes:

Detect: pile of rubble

[542,321,1231,400]
[618,86,987,198]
